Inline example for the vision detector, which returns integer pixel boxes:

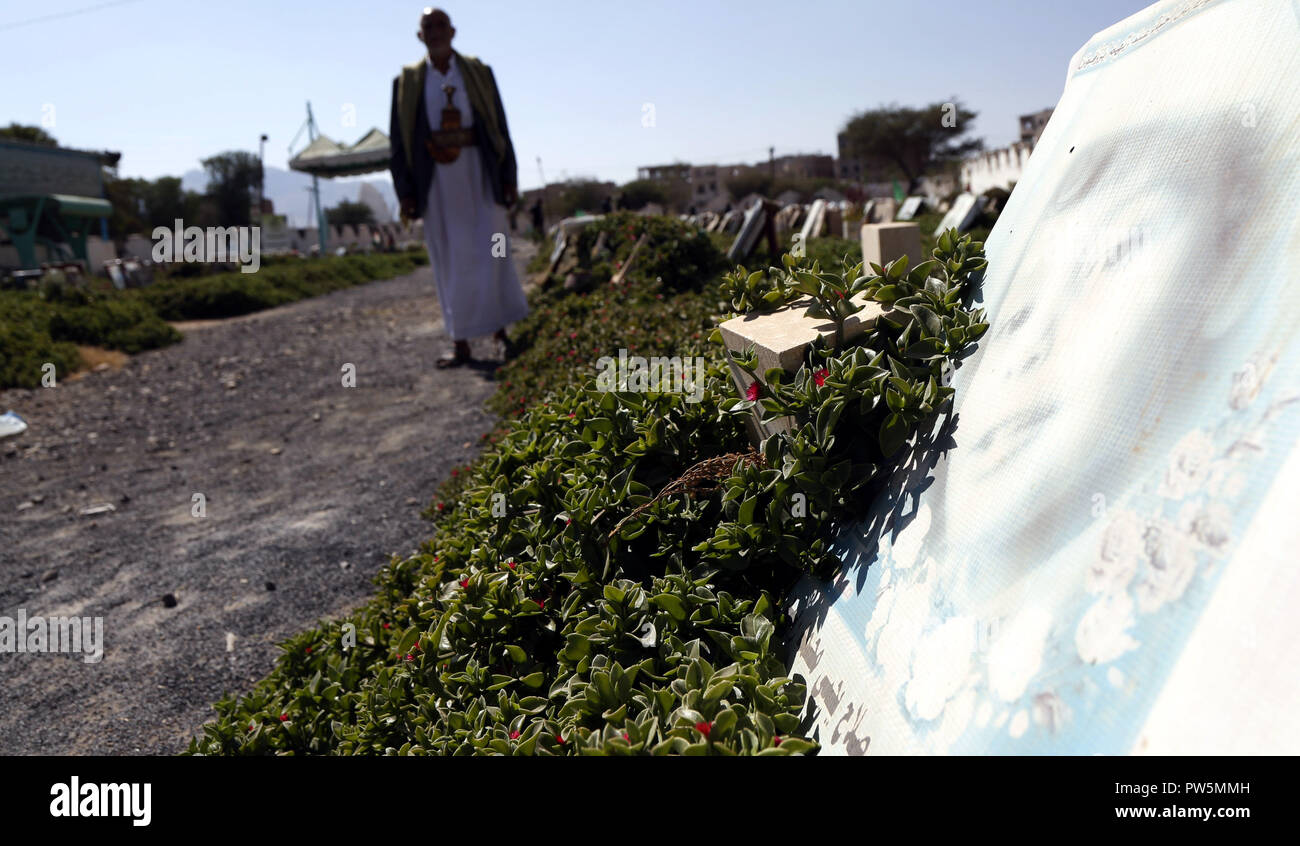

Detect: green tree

[325,199,376,227]
[102,174,147,243]
[723,170,773,201]
[547,178,610,220]
[617,179,667,211]
[0,123,57,146]
[200,150,262,226]
[840,100,982,193]
[143,176,193,228]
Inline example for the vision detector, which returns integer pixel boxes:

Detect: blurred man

[390,7,527,367]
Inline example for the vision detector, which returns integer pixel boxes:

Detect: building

[635,163,691,183]
[959,109,1054,196]
[960,141,1034,196]
[772,153,834,180]
[0,138,119,272]
[1019,108,1054,146]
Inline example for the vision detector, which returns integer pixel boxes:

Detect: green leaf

[562,633,591,661]
[879,412,909,457]
[652,594,687,622]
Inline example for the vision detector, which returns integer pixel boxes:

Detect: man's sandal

[436,347,471,369]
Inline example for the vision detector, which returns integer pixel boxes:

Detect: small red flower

[555,734,566,745]
[304,646,312,654]
[451,468,458,477]
[382,622,391,629]
[248,724,255,732]
[436,502,445,511]
[404,653,413,661]
[622,732,630,742]
[695,721,712,737]
[459,578,469,588]
[745,382,761,401]
[507,561,516,569]
[773,736,782,746]
[538,599,545,610]
[510,730,521,740]
[564,518,571,526]
[280,713,289,722]
[814,368,828,387]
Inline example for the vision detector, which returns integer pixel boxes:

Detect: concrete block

[861,222,923,270]
[719,294,889,441]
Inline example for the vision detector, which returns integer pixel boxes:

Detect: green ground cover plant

[0,250,428,389]
[187,218,988,756]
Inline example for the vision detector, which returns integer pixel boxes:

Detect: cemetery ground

[0,240,535,754]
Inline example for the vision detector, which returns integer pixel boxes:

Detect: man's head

[418,8,454,60]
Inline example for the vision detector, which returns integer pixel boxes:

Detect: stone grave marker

[934,192,983,235]
[895,196,924,221]
[719,295,890,442]
[726,200,767,264]
[798,199,828,246]
[860,222,922,270]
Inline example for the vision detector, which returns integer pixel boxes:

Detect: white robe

[421,54,529,341]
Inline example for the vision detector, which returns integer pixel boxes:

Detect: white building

[960,141,1034,196]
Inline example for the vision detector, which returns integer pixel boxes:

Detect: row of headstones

[702,193,988,265]
[543,191,988,282]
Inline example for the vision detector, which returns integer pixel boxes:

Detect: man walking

[390,7,528,368]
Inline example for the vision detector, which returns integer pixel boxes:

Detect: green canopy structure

[0,139,118,270]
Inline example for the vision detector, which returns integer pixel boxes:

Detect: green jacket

[389,51,518,211]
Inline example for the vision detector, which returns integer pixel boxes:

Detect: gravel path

[0,244,533,754]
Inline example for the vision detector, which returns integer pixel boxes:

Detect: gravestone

[825,206,843,240]
[610,233,648,285]
[726,200,767,264]
[895,196,924,221]
[868,197,897,224]
[934,192,983,235]
[798,199,827,246]
[719,295,889,442]
[788,0,1300,755]
[860,222,922,270]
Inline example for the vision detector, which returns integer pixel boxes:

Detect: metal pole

[536,156,547,227]
[307,102,327,256]
[257,133,268,225]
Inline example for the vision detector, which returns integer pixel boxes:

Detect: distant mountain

[181,166,397,227]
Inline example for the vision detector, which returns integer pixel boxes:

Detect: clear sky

[3,0,1154,190]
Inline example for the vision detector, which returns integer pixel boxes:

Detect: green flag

[892,180,905,203]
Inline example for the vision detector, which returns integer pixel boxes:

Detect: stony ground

[0,243,534,754]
